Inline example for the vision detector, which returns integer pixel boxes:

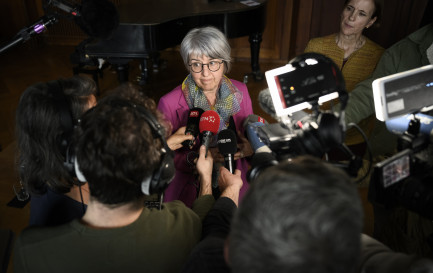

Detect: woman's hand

[234,130,253,160]
[166,126,194,151]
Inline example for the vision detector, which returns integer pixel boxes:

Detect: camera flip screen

[373,64,433,121]
[266,60,341,117]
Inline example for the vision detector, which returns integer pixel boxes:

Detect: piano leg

[248,32,264,81]
[137,58,149,85]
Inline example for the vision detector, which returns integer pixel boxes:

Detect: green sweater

[14,196,215,273]
[344,23,433,156]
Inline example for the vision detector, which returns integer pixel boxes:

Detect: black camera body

[247,53,364,182]
[369,65,433,220]
[256,111,344,160]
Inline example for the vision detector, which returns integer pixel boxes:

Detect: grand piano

[73,0,267,85]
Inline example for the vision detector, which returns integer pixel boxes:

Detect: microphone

[217,129,238,173]
[258,88,277,118]
[74,0,120,39]
[385,113,433,137]
[245,122,272,154]
[0,15,58,54]
[183,108,204,148]
[199,110,221,157]
[48,0,81,16]
[242,114,268,126]
[242,114,271,153]
[44,0,119,39]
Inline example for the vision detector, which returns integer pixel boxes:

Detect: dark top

[29,187,86,226]
[181,197,236,273]
[14,196,215,273]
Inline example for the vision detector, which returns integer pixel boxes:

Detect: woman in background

[158,26,253,207]
[304,0,384,155]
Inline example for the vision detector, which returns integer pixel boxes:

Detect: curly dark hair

[16,76,97,195]
[75,83,166,206]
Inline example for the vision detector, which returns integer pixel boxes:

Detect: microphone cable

[78,182,86,215]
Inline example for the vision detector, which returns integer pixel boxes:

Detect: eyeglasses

[189,61,224,73]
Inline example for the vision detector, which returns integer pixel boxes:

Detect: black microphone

[217,129,237,174]
[74,0,119,39]
[183,108,204,148]
[0,15,58,54]
[44,0,119,39]
[48,0,81,16]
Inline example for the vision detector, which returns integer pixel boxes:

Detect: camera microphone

[243,114,271,154]
[258,88,277,119]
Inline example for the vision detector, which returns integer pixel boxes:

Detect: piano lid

[117,0,267,25]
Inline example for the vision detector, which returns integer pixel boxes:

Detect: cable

[78,183,86,214]
[347,122,373,185]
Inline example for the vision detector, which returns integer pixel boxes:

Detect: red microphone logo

[200,116,217,123]
[189,110,199,117]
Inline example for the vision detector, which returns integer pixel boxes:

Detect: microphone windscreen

[75,0,119,39]
[185,108,204,135]
[242,114,268,129]
[199,110,220,134]
[245,122,267,152]
[217,129,238,155]
[258,88,277,118]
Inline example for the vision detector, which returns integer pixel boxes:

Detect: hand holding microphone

[166,126,194,151]
[183,108,204,149]
[217,129,238,173]
[243,114,272,154]
[199,110,221,157]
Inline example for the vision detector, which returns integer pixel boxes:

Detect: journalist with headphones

[14,83,216,273]
[16,75,97,227]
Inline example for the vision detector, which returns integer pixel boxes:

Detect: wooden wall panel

[231,0,293,63]
[3,0,430,64]
[290,0,430,58]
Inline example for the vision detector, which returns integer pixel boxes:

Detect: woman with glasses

[158,26,253,207]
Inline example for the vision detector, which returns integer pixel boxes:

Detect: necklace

[336,35,365,59]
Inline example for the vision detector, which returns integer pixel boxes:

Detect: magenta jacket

[157,79,253,207]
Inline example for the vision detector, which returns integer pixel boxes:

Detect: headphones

[48,80,78,179]
[74,99,175,196]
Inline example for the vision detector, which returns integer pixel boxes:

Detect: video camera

[248,53,364,182]
[368,64,433,220]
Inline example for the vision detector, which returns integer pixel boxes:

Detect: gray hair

[180,26,232,73]
[229,156,363,273]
